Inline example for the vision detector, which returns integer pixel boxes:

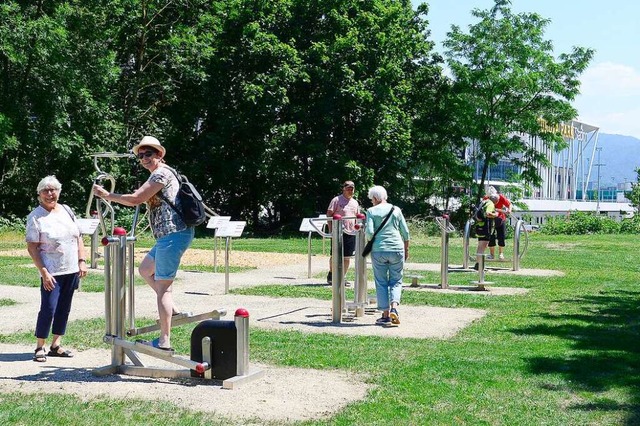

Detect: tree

[626,168,640,211]
[0,1,121,216]
[443,0,594,204]
[191,0,440,230]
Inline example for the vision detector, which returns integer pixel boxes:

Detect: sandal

[135,338,175,353]
[47,345,74,358]
[33,347,47,362]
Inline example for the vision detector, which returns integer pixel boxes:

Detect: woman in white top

[26,176,88,362]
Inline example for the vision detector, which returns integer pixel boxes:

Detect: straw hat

[132,136,166,157]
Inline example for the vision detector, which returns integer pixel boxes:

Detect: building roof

[515,199,634,213]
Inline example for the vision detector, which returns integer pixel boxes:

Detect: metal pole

[213,230,218,273]
[115,228,127,366]
[127,237,136,331]
[463,220,472,269]
[104,241,112,336]
[307,231,312,279]
[90,210,99,269]
[440,215,450,289]
[225,236,231,294]
[354,213,367,316]
[234,308,250,376]
[513,220,522,271]
[331,215,344,324]
[475,253,487,291]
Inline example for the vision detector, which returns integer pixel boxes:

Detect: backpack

[159,167,207,227]
[473,199,490,222]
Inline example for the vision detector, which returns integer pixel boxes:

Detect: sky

[412,0,640,139]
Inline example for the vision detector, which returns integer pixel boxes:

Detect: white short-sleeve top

[25,205,82,276]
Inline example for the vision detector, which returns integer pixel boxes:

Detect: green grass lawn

[0,231,638,425]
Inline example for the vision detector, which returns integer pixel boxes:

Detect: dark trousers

[489,217,506,247]
[35,272,79,339]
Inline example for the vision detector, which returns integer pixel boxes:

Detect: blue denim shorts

[148,227,194,280]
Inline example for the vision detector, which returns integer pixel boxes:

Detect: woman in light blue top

[365,185,410,327]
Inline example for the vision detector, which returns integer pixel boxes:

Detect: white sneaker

[499,254,505,260]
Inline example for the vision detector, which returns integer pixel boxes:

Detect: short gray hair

[37,175,62,194]
[368,185,387,202]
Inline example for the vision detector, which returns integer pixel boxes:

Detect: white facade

[473,120,636,223]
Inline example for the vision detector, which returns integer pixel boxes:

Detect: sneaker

[326,272,332,284]
[375,316,391,325]
[499,254,505,260]
[473,263,479,271]
[344,280,351,287]
[389,308,400,325]
[486,254,494,260]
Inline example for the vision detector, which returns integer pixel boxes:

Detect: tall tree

[0,1,120,216]
[443,0,594,203]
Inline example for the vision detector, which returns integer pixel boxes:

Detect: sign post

[76,218,100,272]
[215,221,246,294]
[299,215,329,278]
[206,216,231,272]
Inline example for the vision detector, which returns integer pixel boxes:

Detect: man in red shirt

[488,189,512,260]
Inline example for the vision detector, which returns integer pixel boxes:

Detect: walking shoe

[326,271,332,284]
[486,254,494,260]
[389,308,400,325]
[375,316,391,325]
[344,280,351,287]
[499,254,505,260]
[473,263,479,271]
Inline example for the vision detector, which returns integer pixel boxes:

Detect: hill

[592,133,640,185]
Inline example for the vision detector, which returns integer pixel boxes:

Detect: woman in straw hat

[93,136,193,352]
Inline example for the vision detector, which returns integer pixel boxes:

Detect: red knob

[113,227,127,235]
[235,308,250,318]
[101,236,109,246]
[332,214,342,220]
[356,213,365,219]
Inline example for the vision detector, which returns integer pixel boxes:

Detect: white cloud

[577,106,640,139]
[579,62,640,97]
[574,62,640,139]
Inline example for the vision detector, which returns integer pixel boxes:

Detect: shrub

[540,211,621,235]
[406,215,441,238]
[620,215,640,233]
[0,215,25,233]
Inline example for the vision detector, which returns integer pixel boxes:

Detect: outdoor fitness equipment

[93,226,264,389]
[84,152,137,268]
[432,215,495,291]
[435,215,457,289]
[308,213,370,323]
[462,218,529,271]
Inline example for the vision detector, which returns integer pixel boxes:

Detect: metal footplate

[126,309,227,337]
[94,336,211,379]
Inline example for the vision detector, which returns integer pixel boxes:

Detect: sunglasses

[137,151,155,159]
